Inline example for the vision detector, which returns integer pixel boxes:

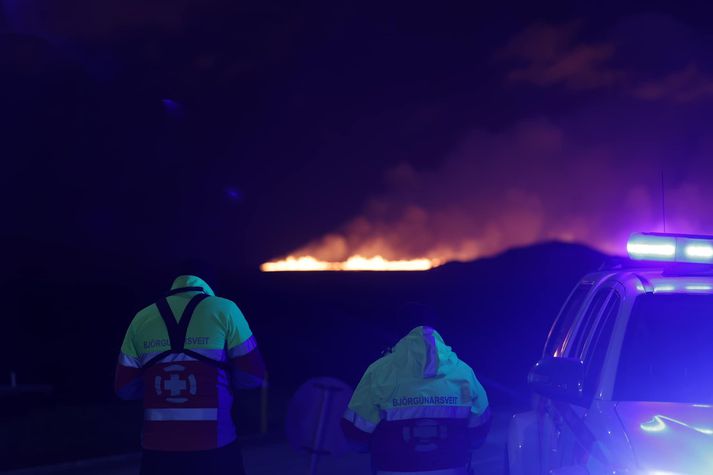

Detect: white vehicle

[507,233,713,475]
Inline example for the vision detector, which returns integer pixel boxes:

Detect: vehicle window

[582,292,620,399]
[566,289,611,359]
[615,294,713,404]
[545,283,593,357]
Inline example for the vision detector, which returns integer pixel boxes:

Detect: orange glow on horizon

[260,255,441,272]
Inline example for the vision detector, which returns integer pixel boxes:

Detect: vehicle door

[553,284,622,471]
[535,282,594,474]
[539,285,615,473]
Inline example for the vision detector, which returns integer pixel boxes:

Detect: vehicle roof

[583,265,713,295]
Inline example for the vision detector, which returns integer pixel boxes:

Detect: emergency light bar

[628,232,713,263]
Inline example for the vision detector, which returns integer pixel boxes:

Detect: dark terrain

[1,240,606,470]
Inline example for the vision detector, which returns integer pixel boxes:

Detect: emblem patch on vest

[154,364,197,404]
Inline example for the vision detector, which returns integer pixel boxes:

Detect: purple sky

[289,16,713,261]
[4,3,713,268]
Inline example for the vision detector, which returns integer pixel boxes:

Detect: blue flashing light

[628,233,713,264]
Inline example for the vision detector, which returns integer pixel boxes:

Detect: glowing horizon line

[260,255,442,272]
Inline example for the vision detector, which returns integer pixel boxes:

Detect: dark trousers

[140,440,246,475]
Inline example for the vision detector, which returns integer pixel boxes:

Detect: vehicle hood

[616,402,713,473]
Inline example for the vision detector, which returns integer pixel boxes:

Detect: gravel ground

[2,411,511,475]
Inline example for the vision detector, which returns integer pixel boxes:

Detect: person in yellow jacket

[341,304,491,475]
[115,274,265,475]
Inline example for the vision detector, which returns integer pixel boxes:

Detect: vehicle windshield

[615,293,713,404]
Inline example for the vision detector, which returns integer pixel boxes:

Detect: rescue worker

[115,274,266,475]
[341,303,491,475]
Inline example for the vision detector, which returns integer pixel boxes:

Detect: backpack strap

[173,293,209,349]
[143,293,229,370]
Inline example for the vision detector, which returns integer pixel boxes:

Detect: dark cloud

[633,64,713,102]
[498,22,625,90]
[500,17,713,104]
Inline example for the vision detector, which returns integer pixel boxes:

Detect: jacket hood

[390,326,458,378]
[170,275,215,296]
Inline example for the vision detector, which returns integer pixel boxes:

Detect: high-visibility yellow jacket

[343,326,489,472]
[115,275,264,451]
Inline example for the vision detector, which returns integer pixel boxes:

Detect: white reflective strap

[383,405,470,421]
[343,408,379,433]
[139,348,226,366]
[140,352,194,366]
[145,408,218,421]
[376,468,468,475]
[118,352,141,368]
[228,335,257,358]
[422,327,438,378]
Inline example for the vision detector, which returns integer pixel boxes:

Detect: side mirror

[528,357,585,405]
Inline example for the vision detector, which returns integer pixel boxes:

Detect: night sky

[3,1,713,272]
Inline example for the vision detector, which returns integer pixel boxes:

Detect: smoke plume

[291,116,713,262]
